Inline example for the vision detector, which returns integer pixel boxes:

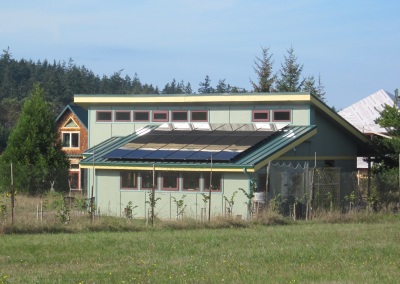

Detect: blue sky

[0,0,399,109]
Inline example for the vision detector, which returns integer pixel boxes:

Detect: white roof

[339,89,397,134]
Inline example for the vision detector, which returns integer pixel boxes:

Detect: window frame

[203,172,223,192]
[96,110,113,122]
[152,111,169,122]
[62,131,80,148]
[140,171,155,190]
[171,111,188,122]
[161,172,179,191]
[69,171,80,190]
[114,110,132,122]
[120,171,139,190]
[133,111,150,122]
[272,110,291,122]
[252,110,270,122]
[182,172,201,191]
[190,110,208,122]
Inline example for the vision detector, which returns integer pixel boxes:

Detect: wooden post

[11,163,14,225]
[208,156,212,222]
[151,164,155,226]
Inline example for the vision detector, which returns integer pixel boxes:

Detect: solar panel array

[104,123,277,162]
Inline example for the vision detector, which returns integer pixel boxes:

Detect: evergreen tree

[215,79,231,93]
[250,46,276,92]
[0,84,69,194]
[198,75,214,94]
[315,74,326,102]
[275,47,304,92]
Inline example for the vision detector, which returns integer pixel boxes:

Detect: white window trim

[62,131,80,148]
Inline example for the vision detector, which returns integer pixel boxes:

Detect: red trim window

[272,110,291,122]
[114,111,131,122]
[133,111,150,122]
[182,172,201,191]
[120,171,138,190]
[203,172,222,192]
[171,111,188,122]
[140,171,155,190]
[252,110,270,122]
[153,111,169,122]
[69,171,80,190]
[162,172,179,191]
[96,111,112,122]
[190,111,208,122]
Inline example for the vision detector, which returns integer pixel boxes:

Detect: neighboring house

[74,92,371,218]
[339,89,398,177]
[339,89,398,138]
[56,104,88,191]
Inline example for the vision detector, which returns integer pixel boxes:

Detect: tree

[198,75,214,94]
[250,46,276,92]
[275,47,304,92]
[372,89,400,207]
[215,79,231,93]
[302,74,326,102]
[0,84,70,195]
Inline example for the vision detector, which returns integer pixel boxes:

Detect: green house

[74,92,370,219]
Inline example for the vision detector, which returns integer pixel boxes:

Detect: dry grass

[1,193,399,235]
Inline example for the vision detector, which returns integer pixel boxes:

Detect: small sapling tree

[171,195,187,220]
[224,191,238,216]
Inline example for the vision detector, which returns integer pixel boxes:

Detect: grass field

[1,214,400,283]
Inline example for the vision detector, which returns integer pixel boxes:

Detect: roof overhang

[74,92,311,105]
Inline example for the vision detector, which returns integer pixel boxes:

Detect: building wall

[277,107,357,171]
[93,169,251,219]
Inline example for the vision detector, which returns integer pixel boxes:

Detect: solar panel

[212,151,241,161]
[163,150,199,160]
[185,151,215,160]
[124,149,155,159]
[103,123,280,162]
[103,149,132,159]
[145,149,177,159]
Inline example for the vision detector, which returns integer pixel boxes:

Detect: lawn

[1,216,399,283]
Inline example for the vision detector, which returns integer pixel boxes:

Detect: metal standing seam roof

[80,124,317,172]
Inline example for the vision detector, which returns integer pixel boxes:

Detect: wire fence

[267,162,399,218]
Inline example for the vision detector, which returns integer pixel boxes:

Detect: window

[62,132,79,148]
[162,172,179,190]
[115,111,131,122]
[272,110,291,122]
[171,111,188,122]
[153,111,169,122]
[141,171,155,189]
[133,111,150,122]
[96,111,112,122]
[252,110,270,122]
[203,172,222,191]
[191,111,208,122]
[121,171,138,189]
[69,172,80,189]
[182,172,200,191]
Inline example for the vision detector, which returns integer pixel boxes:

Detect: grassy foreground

[1,216,399,283]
